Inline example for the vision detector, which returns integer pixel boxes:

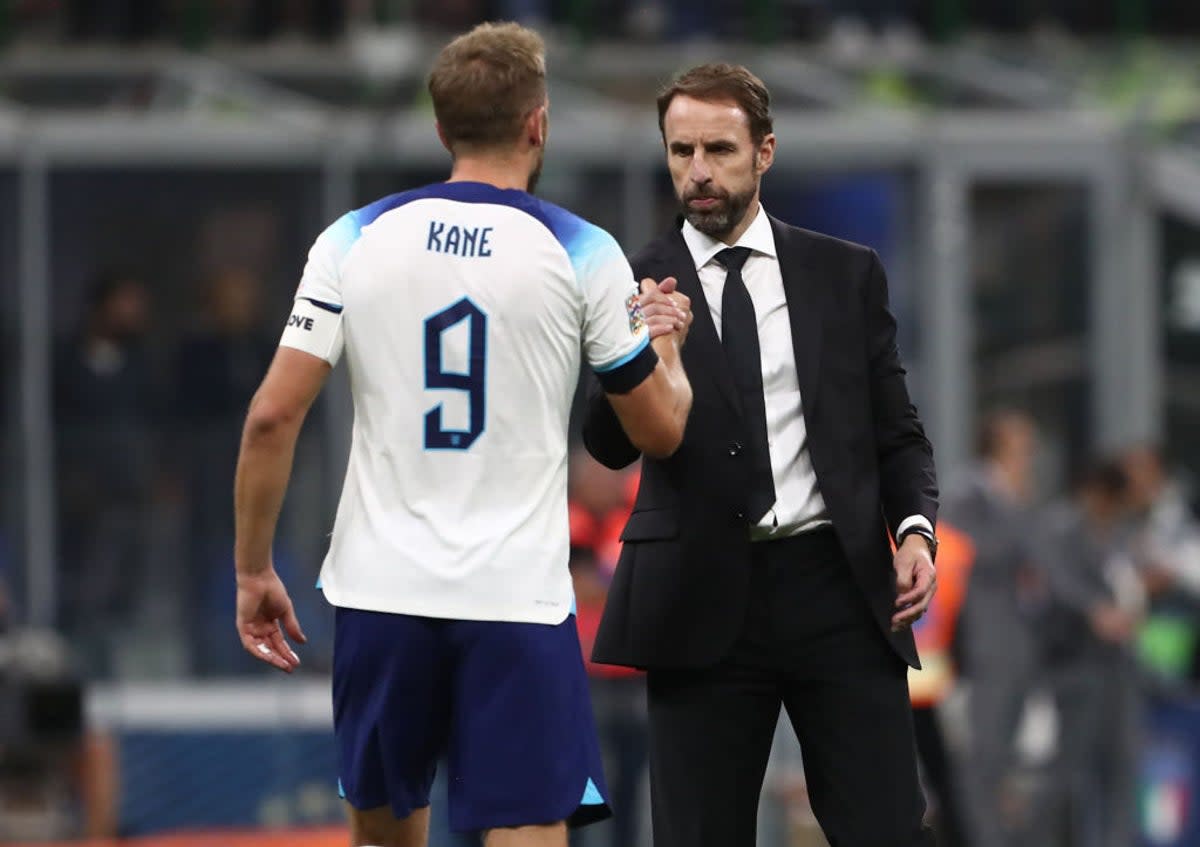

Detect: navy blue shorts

[332,607,611,833]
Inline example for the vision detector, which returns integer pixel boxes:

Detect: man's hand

[235,570,307,672]
[892,534,937,631]
[639,277,692,345]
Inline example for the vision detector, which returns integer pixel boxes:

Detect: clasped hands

[639,277,693,345]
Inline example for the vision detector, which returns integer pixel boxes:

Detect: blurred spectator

[907,522,974,847]
[1042,459,1141,847]
[54,270,159,678]
[174,267,276,675]
[1120,445,1200,686]
[943,409,1043,847]
[568,448,647,847]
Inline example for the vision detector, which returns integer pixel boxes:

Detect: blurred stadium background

[3,1,1200,845]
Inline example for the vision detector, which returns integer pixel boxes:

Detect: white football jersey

[279,181,655,624]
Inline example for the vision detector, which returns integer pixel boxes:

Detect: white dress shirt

[681,204,931,544]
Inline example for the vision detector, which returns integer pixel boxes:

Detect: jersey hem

[320,583,574,627]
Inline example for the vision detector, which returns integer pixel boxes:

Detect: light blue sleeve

[294,211,359,307]
[279,212,359,365]
[568,224,650,373]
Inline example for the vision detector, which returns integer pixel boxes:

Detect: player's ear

[755,133,776,175]
[527,104,548,148]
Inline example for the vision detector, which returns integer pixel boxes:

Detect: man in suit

[583,63,939,846]
[943,410,1043,847]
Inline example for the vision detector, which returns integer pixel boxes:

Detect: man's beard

[680,183,756,239]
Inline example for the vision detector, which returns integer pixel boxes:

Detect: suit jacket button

[729,442,742,457]
[734,510,745,520]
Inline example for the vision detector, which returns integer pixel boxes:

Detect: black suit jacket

[583,216,937,670]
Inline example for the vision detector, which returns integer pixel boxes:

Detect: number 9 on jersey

[424,297,487,450]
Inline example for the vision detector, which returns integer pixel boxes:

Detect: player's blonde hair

[428,22,547,153]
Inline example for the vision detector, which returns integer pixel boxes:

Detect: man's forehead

[663,95,752,139]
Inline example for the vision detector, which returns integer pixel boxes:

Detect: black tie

[717,247,776,523]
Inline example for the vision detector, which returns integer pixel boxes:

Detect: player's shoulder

[303,185,468,280]
[310,191,411,250]
[524,196,621,254]
[514,196,625,279]
[310,184,471,253]
[346,185,449,230]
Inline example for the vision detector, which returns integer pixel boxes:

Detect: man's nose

[689,154,711,184]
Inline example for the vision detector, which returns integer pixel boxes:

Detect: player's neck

[448,156,533,193]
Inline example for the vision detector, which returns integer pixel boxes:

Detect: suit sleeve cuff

[896,515,933,540]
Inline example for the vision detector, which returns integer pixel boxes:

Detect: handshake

[639,277,694,345]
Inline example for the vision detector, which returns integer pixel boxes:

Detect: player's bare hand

[640,277,690,341]
[236,569,307,672]
[892,535,937,631]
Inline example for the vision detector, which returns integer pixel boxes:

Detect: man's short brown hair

[657,63,773,145]
[428,22,547,152]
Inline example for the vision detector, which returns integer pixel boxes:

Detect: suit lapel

[771,217,824,418]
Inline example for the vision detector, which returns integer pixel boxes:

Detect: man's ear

[756,132,776,176]
[527,104,548,148]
